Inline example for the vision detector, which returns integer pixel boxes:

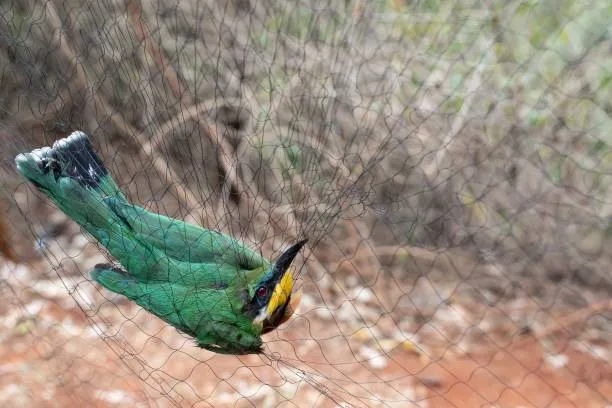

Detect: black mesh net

[0,0,611,406]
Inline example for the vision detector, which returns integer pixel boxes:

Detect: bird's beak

[270,239,308,281]
[263,239,307,330]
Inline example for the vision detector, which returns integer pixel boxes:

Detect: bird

[15,131,307,354]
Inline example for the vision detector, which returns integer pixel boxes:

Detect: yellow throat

[266,270,294,317]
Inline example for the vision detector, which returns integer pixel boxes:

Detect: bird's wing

[91,263,262,354]
[104,198,269,269]
[91,263,197,336]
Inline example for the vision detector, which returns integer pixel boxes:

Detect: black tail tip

[20,130,108,188]
[93,263,127,274]
[52,130,90,151]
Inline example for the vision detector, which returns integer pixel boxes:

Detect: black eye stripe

[242,285,274,318]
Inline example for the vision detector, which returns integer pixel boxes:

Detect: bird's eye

[256,286,268,298]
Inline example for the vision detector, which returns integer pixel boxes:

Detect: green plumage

[16,131,304,354]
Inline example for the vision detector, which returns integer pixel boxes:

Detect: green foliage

[382,0,612,224]
[263,6,344,43]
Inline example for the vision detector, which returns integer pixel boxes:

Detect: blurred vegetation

[1,0,612,406]
[1,0,612,292]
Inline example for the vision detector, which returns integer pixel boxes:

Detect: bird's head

[243,239,307,334]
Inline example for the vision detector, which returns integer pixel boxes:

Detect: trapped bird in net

[4,0,612,406]
[15,130,306,355]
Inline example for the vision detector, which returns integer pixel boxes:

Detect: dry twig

[0,213,17,262]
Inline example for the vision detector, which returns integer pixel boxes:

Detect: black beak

[270,239,308,283]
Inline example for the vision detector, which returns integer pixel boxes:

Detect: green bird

[15,131,306,354]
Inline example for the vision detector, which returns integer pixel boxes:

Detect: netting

[1,0,611,406]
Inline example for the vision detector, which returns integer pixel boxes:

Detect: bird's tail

[15,131,127,245]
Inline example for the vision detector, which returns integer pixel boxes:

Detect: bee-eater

[15,131,306,354]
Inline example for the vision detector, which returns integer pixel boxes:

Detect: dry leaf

[0,213,17,262]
